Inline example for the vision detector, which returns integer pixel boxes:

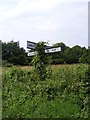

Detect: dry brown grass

[18,66,32,70]
[2,64,79,73]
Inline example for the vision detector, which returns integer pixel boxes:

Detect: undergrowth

[2,64,89,118]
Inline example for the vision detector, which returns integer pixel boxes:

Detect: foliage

[50,43,89,64]
[53,42,66,52]
[2,64,89,118]
[2,60,13,67]
[2,41,89,65]
[31,42,49,81]
[2,41,28,65]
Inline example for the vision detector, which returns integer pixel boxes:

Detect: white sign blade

[28,51,36,56]
[27,41,36,49]
[45,47,61,53]
[28,47,61,56]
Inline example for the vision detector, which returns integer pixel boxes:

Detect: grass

[2,64,89,118]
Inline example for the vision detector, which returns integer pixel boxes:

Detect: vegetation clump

[2,40,90,65]
[2,64,89,118]
[2,41,89,119]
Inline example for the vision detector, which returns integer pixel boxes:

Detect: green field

[2,64,89,118]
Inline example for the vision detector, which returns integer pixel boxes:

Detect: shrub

[2,60,13,67]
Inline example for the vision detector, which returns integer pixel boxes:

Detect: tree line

[2,40,90,66]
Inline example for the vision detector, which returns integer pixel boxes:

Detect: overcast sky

[0,0,88,50]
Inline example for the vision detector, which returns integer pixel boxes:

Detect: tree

[64,45,85,64]
[53,42,66,52]
[79,49,88,64]
[51,42,66,64]
[64,48,72,64]
[2,41,27,65]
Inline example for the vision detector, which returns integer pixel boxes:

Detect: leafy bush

[2,60,13,67]
[2,64,89,118]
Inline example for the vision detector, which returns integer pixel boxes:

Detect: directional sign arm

[28,51,36,56]
[27,41,36,49]
[45,47,61,53]
[28,47,61,56]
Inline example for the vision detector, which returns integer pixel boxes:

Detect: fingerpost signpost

[27,41,61,81]
[27,41,61,56]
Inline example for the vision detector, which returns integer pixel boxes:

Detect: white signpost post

[27,41,61,56]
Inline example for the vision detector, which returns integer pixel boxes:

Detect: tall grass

[2,64,89,118]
